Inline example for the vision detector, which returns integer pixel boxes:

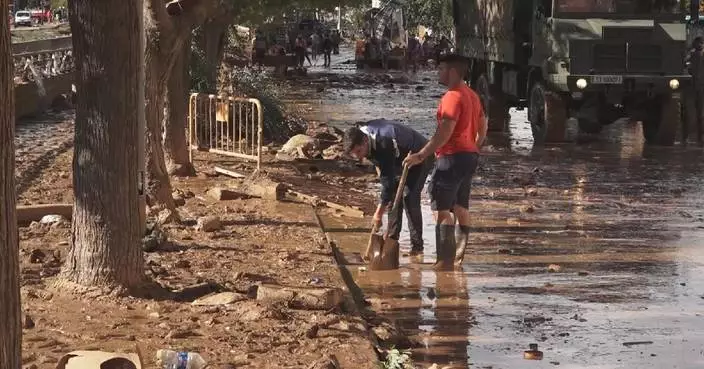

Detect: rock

[371,322,409,347]
[148,312,161,319]
[192,292,248,306]
[207,188,245,201]
[28,221,44,232]
[29,249,46,264]
[22,314,35,329]
[547,264,562,273]
[197,216,222,232]
[308,354,339,369]
[174,260,191,268]
[165,329,195,339]
[228,301,268,322]
[142,222,167,252]
[276,134,320,160]
[520,205,535,214]
[38,355,57,364]
[39,214,66,225]
[24,364,38,369]
[157,208,179,224]
[173,192,186,207]
[415,85,425,91]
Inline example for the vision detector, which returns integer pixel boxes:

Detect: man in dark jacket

[344,119,434,255]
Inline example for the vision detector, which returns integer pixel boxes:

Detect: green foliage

[189,27,214,92]
[380,348,415,369]
[404,0,454,35]
[50,0,67,8]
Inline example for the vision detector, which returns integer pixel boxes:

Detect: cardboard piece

[56,350,143,369]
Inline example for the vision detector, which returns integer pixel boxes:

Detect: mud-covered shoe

[433,225,456,271]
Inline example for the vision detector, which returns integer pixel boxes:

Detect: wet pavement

[292,52,704,368]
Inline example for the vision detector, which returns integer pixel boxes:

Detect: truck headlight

[576,78,588,89]
[669,79,680,90]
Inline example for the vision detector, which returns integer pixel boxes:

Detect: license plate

[591,75,623,84]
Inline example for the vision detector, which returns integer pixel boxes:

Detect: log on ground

[256,284,343,310]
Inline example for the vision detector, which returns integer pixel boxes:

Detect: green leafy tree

[404,0,453,35]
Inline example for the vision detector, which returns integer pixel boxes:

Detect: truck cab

[454,0,693,145]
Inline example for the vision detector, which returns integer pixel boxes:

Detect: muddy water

[290,55,704,368]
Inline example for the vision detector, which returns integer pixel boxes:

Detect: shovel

[369,163,410,271]
[362,222,383,263]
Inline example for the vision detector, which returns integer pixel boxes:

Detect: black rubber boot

[433,224,456,271]
[454,225,471,267]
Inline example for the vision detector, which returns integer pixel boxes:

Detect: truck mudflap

[566,75,691,94]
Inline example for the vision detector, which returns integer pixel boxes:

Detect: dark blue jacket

[361,119,428,205]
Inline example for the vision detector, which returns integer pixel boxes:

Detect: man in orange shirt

[404,54,488,270]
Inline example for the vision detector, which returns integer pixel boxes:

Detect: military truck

[453,0,692,145]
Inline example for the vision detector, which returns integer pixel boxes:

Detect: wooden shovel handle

[390,163,410,214]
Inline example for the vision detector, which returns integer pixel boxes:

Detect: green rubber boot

[454,225,471,267]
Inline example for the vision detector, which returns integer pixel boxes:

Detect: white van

[14,11,32,27]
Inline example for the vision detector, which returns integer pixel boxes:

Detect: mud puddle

[289,53,704,368]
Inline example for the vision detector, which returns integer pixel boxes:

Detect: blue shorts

[428,152,479,211]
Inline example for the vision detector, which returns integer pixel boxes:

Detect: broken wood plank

[214,166,246,178]
[17,204,73,224]
[256,284,343,310]
[288,190,365,218]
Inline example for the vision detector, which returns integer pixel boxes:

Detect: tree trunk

[62,0,144,290]
[199,17,229,91]
[0,0,22,365]
[163,31,196,177]
[143,0,186,217]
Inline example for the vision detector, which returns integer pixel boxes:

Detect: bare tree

[0,0,22,364]
[61,0,144,291]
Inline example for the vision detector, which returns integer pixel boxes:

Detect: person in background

[294,34,307,68]
[322,32,333,68]
[310,31,322,65]
[344,119,434,256]
[687,36,704,144]
[407,34,420,73]
[332,30,341,55]
[404,54,488,270]
[380,34,391,70]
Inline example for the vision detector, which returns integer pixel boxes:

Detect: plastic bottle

[156,349,207,369]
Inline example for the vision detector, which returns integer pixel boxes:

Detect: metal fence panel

[188,93,264,170]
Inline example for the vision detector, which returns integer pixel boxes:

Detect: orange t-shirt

[435,83,483,156]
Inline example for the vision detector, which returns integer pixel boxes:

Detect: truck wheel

[643,94,680,146]
[476,74,510,132]
[529,82,567,144]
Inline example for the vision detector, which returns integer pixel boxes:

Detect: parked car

[14,10,32,26]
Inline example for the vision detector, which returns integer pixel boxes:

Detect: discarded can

[523,343,543,360]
